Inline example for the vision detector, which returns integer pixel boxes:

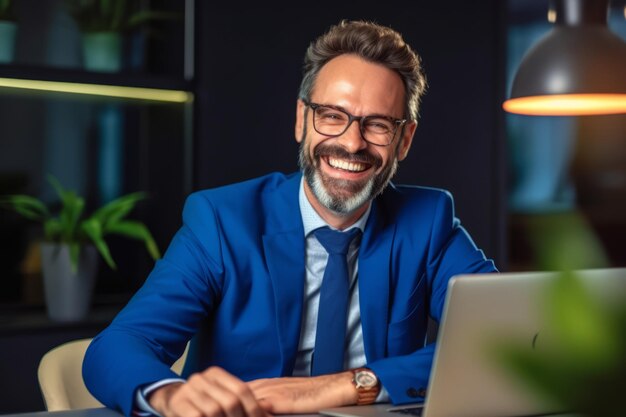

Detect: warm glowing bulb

[547,8,556,23]
[503,94,626,116]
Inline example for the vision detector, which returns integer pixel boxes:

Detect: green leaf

[0,0,15,21]
[62,193,85,242]
[106,220,161,261]
[526,212,609,271]
[69,242,81,273]
[492,344,573,410]
[64,0,180,33]
[81,218,117,270]
[46,174,86,242]
[107,0,125,32]
[91,192,146,227]
[545,271,621,366]
[44,218,63,241]
[1,195,51,221]
[46,174,67,201]
[126,10,182,29]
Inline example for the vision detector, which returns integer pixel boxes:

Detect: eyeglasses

[303,100,407,147]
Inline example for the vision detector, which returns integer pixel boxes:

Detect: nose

[335,118,368,153]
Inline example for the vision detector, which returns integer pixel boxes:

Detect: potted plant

[0,0,17,64]
[63,0,180,72]
[1,175,161,322]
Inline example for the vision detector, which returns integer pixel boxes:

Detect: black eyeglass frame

[303,100,408,147]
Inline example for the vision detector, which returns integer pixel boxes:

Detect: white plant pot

[40,243,98,322]
[82,31,122,72]
[0,20,17,64]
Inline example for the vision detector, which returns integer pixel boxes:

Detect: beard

[298,128,399,216]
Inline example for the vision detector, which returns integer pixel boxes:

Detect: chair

[37,338,189,411]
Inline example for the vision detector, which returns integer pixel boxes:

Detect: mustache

[313,143,382,168]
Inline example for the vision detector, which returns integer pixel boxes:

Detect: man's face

[295,54,417,216]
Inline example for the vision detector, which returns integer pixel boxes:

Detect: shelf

[0,64,194,103]
[0,305,121,336]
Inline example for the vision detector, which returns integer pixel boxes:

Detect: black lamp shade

[504,0,626,116]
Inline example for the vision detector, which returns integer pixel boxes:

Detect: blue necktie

[311,226,361,376]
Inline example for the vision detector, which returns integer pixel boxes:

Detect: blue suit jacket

[83,172,496,416]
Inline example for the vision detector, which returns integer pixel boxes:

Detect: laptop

[320,268,626,417]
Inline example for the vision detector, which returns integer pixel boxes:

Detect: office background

[0,0,624,412]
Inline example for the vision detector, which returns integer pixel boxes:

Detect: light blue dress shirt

[293,178,371,375]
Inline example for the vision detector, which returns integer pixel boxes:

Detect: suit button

[406,387,427,398]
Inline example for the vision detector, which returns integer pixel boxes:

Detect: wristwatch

[351,368,380,405]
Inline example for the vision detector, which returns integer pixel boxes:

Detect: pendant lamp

[503,0,626,116]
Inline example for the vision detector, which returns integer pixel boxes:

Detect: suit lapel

[358,198,394,362]
[262,173,305,375]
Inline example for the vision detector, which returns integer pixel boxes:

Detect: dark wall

[194,1,507,266]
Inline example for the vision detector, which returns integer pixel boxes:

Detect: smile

[327,157,369,173]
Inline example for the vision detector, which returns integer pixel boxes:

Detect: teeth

[328,157,367,172]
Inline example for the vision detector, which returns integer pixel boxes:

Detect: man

[83,20,496,417]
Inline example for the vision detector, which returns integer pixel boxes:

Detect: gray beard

[298,135,398,216]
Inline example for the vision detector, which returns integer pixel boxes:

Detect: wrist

[338,371,360,406]
[148,382,183,415]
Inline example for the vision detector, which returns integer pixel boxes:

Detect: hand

[148,366,271,417]
[247,371,358,414]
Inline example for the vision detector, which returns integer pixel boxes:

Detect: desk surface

[0,409,319,417]
[0,407,584,417]
[0,409,121,417]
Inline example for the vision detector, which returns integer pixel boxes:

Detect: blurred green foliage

[63,0,180,33]
[0,0,15,21]
[494,210,626,417]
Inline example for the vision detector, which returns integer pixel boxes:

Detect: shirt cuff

[134,378,186,417]
[376,386,390,403]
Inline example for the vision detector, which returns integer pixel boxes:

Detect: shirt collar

[299,178,371,237]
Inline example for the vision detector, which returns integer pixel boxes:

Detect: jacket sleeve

[367,191,497,404]
[82,192,224,416]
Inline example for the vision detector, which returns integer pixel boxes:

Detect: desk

[0,407,583,417]
[0,409,122,417]
[0,409,320,417]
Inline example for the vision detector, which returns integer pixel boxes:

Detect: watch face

[355,370,377,388]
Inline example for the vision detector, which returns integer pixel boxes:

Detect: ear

[396,121,417,161]
[295,100,306,143]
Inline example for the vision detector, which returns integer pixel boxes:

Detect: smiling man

[83,20,497,417]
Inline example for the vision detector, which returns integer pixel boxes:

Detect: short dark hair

[298,20,427,121]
